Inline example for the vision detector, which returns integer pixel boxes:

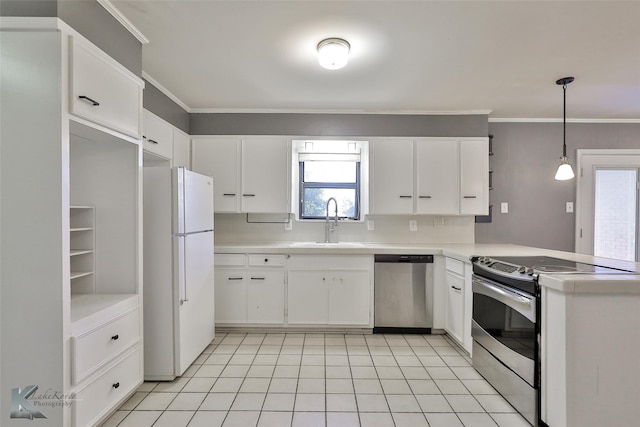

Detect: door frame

[575,148,640,256]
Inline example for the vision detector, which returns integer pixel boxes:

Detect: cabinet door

[445,271,464,344]
[214,270,246,323]
[415,139,459,214]
[143,110,173,159]
[192,138,240,212]
[247,270,285,324]
[287,271,328,324]
[370,139,414,214]
[241,137,289,213]
[70,38,142,138]
[460,139,489,215]
[172,128,190,169]
[328,270,370,325]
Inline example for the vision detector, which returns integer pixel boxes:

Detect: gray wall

[143,79,190,133]
[1,0,142,76]
[476,122,640,251]
[190,113,488,137]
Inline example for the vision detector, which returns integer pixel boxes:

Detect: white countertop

[215,241,640,293]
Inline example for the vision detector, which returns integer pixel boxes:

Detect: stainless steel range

[470,255,631,427]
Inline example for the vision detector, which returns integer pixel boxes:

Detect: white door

[370,138,414,214]
[175,231,215,375]
[415,139,459,214]
[191,137,240,212]
[576,149,640,261]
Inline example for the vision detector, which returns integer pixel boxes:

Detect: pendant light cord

[562,82,567,158]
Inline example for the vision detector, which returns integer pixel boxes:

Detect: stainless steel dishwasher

[374,254,434,333]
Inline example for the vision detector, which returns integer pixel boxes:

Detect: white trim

[142,72,192,113]
[489,117,640,123]
[96,0,149,44]
[189,108,492,115]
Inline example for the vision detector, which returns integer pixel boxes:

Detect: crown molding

[489,117,640,123]
[97,0,149,44]
[142,72,192,113]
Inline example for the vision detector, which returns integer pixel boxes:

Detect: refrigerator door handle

[178,236,189,305]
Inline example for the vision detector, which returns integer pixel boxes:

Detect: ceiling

[110,0,640,120]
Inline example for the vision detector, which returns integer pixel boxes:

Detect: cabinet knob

[111,334,119,341]
[112,382,120,389]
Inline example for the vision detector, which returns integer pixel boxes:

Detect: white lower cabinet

[214,269,247,323]
[247,270,285,323]
[443,257,472,354]
[214,254,285,325]
[287,255,373,327]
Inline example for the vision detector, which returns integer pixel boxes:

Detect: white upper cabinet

[241,137,289,213]
[192,137,240,212]
[192,136,290,213]
[371,139,414,214]
[172,128,191,169]
[416,139,460,215]
[370,137,488,216]
[69,38,142,138]
[460,139,489,215]
[143,109,173,159]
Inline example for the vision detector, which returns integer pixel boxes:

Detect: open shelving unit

[70,206,95,292]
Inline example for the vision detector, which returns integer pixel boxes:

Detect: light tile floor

[100,333,531,427]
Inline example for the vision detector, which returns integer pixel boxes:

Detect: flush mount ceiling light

[554,76,576,181]
[317,38,350,70]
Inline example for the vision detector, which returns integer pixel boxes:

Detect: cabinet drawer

[69,38,142,138]
[71,308,140,384]
[249,254,285,267]
[215,253,246,266]
[445,257,465,275]
[73,347,142,427]
[143,110,173,159]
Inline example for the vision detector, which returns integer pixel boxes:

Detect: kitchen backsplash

[214,213,475,244]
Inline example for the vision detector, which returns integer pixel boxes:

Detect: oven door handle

[473,277,535,322]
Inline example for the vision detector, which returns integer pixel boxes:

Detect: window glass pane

[303,161,356,183]
[594,168,637,262]
[303,188,356,218]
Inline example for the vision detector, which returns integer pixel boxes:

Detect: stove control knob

[517,266,526,274]
[526,268,535,275]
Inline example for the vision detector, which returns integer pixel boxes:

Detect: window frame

[298,160,361,220]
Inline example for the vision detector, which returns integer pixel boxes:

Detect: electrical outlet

[501,202,509,214]
[367,220,375,231]
[433,217,445,227]
[566,202,574,213]
[409,220,418,232]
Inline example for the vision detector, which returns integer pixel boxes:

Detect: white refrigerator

[143,166,215,380]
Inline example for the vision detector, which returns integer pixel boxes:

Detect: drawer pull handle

[112,382,120,389]
[399,195,412,199]
[251,277,265,280]
[228,277,243,281]
[148,139,159,145]
[111,334,119,340]
[78,95,100,106]
[419,195,432,199]
[463,196,477,199]
[451,286,462,291]
[243,194,256,197]
[223,193,236,196]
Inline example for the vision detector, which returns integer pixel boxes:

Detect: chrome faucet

[324,197,339,243]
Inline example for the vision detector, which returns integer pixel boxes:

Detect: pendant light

[554,77,575,180]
